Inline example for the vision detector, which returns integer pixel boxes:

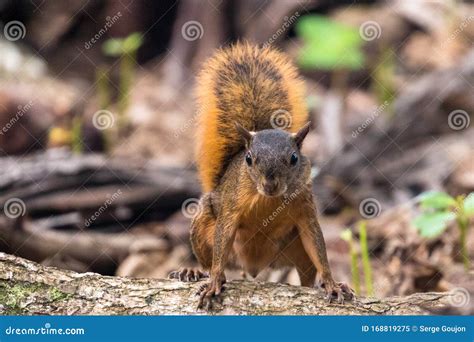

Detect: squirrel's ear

[293,122,311,148]
[235,122,255,147]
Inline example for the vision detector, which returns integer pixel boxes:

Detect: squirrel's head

[236,122,311,197]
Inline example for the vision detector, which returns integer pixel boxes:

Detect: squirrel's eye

[290,152,298,166]
[245,152,252,166]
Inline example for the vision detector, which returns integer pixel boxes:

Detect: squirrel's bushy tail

[195,42,308,192]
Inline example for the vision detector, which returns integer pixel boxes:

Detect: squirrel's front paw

[196,275,226,310]
[168,268,209,282]
[321,279,354,304]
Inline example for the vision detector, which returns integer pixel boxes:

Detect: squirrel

[169,42,353,309]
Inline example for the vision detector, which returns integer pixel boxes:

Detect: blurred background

[0,0,473,312]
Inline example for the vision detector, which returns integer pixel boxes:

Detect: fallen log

[0,148,200,227]
[0,220,169,274]
[0,253,455,315]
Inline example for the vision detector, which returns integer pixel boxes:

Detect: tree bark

[0,253,454,315]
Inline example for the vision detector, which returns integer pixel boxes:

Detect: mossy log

[0,253,455,315]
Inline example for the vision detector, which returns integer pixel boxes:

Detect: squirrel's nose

[263,179,279,194]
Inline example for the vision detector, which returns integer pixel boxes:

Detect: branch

[0,253,455,315]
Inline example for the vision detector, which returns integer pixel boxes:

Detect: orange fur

[195,42,308,192]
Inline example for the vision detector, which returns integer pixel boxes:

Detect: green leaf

[123,32,143,53]
[102,33,143,56]
[464,192,474,216]
[418,191,456,210]
[295,15,364,70]
[413,211,456,238]
[340,229,352,242]
[102,38,124,56]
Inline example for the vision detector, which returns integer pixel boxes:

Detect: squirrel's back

[196,42,308,192]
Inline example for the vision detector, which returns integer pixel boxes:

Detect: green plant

[102,32,143,133]
[358,221,373,296]
[371,48,395,114]
[71,116,83,154]
[295,15,366,142]
[96,66,111,110]
[340,229,361,296]
[414,191,473,270]
[295,15,364,71]
[340,221,374,297]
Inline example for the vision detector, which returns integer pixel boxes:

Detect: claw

[196,275,226,310]
[336,290,344,304]
[321,279,354,304]
[196,283,207,295]
[168,268,209,282]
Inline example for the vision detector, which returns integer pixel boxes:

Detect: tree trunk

[0,253,454,315]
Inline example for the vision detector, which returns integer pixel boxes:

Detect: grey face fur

[236,123,311,197]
